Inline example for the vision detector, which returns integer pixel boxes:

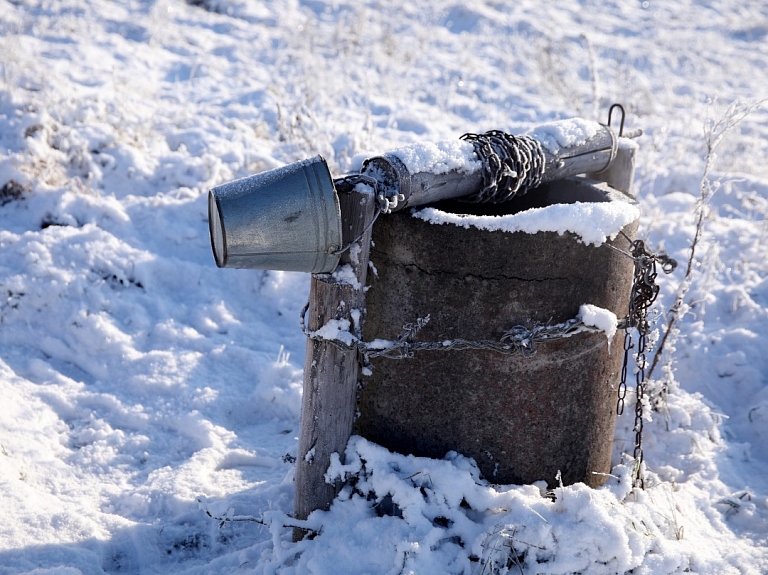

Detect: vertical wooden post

[294,185,376,538]
[589,140,637,197]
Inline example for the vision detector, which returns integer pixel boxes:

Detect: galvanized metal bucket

[208,156,342,273]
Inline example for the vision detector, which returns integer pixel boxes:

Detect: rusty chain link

[617,238,676,489]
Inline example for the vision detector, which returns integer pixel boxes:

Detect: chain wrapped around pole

[459,131,547,203]
[358,118,630,213]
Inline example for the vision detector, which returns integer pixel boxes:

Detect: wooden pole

[294,184,376,539]
[360,122,624,211]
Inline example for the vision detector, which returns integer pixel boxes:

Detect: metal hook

[607,103,626,137]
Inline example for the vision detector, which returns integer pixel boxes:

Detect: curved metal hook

[607,103,626,137]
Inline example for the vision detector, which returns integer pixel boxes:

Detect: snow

[329,262,360,289]
[310,318,356,346]
[619,136,640,152]
[528,117,600,154]
[579,304,618,342]
[1,0,768,574]
[412,201,640,246]
[389,139,482,175]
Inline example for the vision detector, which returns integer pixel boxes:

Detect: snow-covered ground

[1,0,768,573]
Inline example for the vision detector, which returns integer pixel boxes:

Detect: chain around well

[300,304,612,366]
[617,238,676,489]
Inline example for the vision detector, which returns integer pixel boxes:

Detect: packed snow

[308,318,355,347]
[1,0,768,574]
[388,139,482,175]
[578,304,618,342]
[527,117,599,154]
[412,200,640,246]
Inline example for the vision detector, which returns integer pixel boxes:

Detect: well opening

[431,176,628,217]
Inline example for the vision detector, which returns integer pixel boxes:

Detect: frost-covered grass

[1,0,768,573]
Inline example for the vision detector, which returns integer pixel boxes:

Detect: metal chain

[334,172,406,214]
[301,305,613,365]
[617,238,676,489]
[330,174,389,257]
[332,173,369,194]
[460,130,547,203]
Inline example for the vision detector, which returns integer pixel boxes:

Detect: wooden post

[360,121,625,212]
[294,185,376,538]
[589,140,637,197]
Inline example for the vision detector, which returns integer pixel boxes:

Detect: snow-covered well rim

[412,200,640,246]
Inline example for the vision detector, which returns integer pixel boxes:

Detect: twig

[648,99,766,380]
[197,497,318,535]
